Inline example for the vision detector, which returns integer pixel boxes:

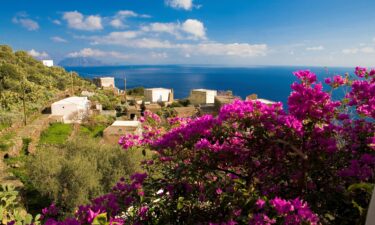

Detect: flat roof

[53,96,88,105]
[145,88,171,91]
[112,120,140,127]
[255,98,276,104]
[192,89,217,92]
[97,77,114,79]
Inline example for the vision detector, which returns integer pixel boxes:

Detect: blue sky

[1,0,375,66]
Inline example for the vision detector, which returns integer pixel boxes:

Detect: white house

[93,77,115,88]
[51,96,90,123]
[103,120,142,144]
[42,60,54,67]
[189,89,217,105]
[256,98,276,105]
[144,88,173,103]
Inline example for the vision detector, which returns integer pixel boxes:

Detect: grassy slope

[39,123,73,145]
[0,45,94,129]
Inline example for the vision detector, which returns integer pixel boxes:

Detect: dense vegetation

[126,87,144,96]
[89,89,122,111]
[39,67,374,225]
[28,137,143,215]
[0,45,92,128]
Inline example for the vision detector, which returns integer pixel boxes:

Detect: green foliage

[21,137,31,155]
[27,137,144,214]
[0,111,21,131]
[0,45,92,126]
[80,115,115,138]
[0,185,41,225]
[39,123,72,145]
[126,86,144,96]
[0,132,15,151]
[170,99,191,107]
[89,89,121,110]
[170,101,183,107]
[156,107,177,120]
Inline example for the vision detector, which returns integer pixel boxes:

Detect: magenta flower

[355,66,367,77]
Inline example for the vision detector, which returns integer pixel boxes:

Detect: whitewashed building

[93,77,115,88]
[144,88,173,103]
[189,89,217,105]
[103,120,142,144]
[50,96,90,123]
[42,60,54,67]
[256,98,276,105]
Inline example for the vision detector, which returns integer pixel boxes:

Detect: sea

[65,65,353,107]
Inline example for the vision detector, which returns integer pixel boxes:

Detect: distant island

[58,57,106,67]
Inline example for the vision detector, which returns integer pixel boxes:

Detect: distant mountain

[58,57,106,67]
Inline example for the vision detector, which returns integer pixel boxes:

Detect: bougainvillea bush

[41,67,374,225]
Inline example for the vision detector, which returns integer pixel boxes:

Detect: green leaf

[25,214,33,224]
[92,213,108,225]
[34,214,41,222]
[324,213,335,221]
[348,182,374,194]
[177,197,184,210]
[351,200,364,215]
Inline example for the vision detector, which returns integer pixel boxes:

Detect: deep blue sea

[65,65,352,106]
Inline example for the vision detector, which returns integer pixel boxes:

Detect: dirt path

[0,114,51,187]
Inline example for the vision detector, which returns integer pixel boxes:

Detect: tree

[27,137,143,215]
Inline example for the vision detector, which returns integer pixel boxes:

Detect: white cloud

[190,43,268,57]
[151,52,168,59]
[88,31,267,57]
[360,47,375,53]
[141,19,206,40]
[181,19,206,40]
[28,49,49,59]
[306,46,324,51]
[130,38,174,49]
[116,10,150,18]
[109,10,150,29]
[110,19,125,28]
[12,13,39,31]
[95,31,140,43]
[51,36,67,43]
[52,19,61,25]
[142,22,180,36]
[63,11,103,31]
[67,48,130,60]
[342,48,358,54]
[117,10,138,17]
[165,0,194,10]
[342,47,375,54]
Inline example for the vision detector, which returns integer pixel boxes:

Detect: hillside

[0,45,93,129]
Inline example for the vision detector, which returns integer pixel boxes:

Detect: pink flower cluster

[288,70,341,121]
[250,198,320,225]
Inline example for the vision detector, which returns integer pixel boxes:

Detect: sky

[1,0,375,67]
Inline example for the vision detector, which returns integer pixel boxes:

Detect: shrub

[27,137,144,215]
[126,87,144,96]
[89,90,120,110]
[0,185,41,225]
[0,132,15,151]
[80,115,115,138]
